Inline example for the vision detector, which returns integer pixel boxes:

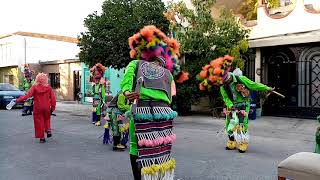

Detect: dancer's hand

[240,110,247,116]
[223,108,231,115]
[124,91,140,102]
[269,87,275,92]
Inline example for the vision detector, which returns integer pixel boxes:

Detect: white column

[255,48,261,83]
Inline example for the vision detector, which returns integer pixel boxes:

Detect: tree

[165,0,249,114]
[78,0,170,69]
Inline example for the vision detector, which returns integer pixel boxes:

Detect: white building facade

[0,32,79,89]
[246,0,320,118]
[0,32,79,68]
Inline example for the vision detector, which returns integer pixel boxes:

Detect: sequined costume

[121,25,188,180]
[89,63,108,126]
[20,64,34,116]
[198,56,271,153]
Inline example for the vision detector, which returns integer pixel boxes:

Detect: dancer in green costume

[121,25,188,180]
[89,63,108,126]
[102,92,130,151]
[21,64,34,116]
[199,56,273,153]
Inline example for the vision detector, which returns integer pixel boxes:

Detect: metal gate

[261,45,320,118]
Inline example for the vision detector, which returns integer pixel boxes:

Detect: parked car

[0,83,25,109]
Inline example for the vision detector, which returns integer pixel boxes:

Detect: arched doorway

[262,45,320,118]
[297,47,320,117]
[241,50,255,80]
[262,47,298,117]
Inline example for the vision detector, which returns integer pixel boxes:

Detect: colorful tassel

[134,107,178,121]
[140,157,176,180]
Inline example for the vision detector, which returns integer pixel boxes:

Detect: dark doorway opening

[73,70,81,101]
[262,45,320,118]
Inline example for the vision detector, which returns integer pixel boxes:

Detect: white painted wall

[249,0,320,40]
[0,35,79,68]
[0,35,25,67]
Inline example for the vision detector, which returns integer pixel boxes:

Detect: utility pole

[24,38,26,64]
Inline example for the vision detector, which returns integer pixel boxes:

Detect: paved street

[0,102,317,180]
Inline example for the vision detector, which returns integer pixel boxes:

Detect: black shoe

[22,114,27,116]
[225,147,234,150]
[113,145,125,151]
[47,132,52,138]
[238,149,246,153]
[40,138,46,143]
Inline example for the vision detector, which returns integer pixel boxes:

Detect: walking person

[15,73,56,143]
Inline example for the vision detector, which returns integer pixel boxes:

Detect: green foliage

[166,0,249,113]
[268,0,281,9]
[237,0,282,20]
[78,0,170,69]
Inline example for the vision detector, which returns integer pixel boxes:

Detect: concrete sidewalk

[177,115,317,143]
[55,101,91,116]
[56,101,317,143]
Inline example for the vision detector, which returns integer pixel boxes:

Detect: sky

[0,0,105,37]
[0,0,318,38]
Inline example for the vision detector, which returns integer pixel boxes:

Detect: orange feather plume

[130,50,137,59]
[176,71,189,84]
[199,83,206,91]
[167,38,180,55]
[199,70,208,78]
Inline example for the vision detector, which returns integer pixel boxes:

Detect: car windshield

[0,84,19,91]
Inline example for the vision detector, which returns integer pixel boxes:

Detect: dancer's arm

[220,86,233,108]
[16,86,35,103]
[239,76,271,91]
[50,88,56,112]
[120,60,138,94]
[117,94,131,112]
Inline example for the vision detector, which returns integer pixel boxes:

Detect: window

[4,75,14,85]
[49,73,60,89]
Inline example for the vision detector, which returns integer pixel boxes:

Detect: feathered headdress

[89,63,106,83]
[128,25,188,83]
[23,64,33,80]
[198,55,234,91]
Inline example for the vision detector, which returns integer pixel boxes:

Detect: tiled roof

[0,31,78,43]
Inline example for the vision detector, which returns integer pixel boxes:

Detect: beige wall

[28,64,42,77]
[0,66,20,87]
[41,62,80,101]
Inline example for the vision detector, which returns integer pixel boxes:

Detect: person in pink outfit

[16,73,56,143]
